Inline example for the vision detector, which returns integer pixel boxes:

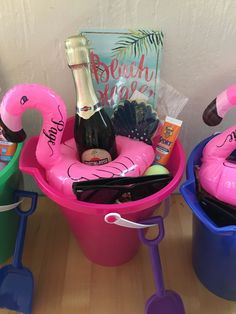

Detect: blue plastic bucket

[180,135,236,300]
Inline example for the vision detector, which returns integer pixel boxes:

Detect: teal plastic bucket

[0,143,23,263]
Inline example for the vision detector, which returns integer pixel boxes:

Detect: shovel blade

[0,265,33,314]
[146,290,185,314]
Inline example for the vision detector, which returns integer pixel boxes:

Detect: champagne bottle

[65,34,118,165]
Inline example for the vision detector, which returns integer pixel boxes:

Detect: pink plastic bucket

[20,117,185,266]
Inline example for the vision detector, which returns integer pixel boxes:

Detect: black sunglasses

[72,174,172,204]
[195,165,236,227]
[199,196,236,227]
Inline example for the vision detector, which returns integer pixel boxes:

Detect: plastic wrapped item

[156,79,188,122]
[80,29,188,146]
[151,81,187,159]
[81,29,164,111]
[111,99,159,145]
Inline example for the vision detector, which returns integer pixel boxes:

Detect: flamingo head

[203,84,236,126]
[0,86,29,142]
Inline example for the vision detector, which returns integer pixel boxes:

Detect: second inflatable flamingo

[199,84,236,206]
[0,84,155,197]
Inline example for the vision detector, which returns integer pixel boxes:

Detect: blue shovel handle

[12,190,38,268]
[14,190,38,216]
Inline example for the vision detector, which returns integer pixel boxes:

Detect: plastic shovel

[138,216,185,314]
[0,190,38,314]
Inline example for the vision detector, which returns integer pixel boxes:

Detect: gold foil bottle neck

[65,34,90,66]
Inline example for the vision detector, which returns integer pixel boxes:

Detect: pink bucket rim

[20,137,185,215]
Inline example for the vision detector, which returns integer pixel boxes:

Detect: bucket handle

[104,197,170,229]
[104,213,158,229]
[0,200,23,213]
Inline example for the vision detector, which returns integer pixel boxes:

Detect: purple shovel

[139,216,185,314]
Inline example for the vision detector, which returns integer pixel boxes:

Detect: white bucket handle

[0,200,23,213]
[104,213,157,229]
[104,197,171,229]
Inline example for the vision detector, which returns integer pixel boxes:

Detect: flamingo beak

[0,117,26,143]
[202,98,223,126]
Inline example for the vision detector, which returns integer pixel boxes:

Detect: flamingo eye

[20,96,29,105]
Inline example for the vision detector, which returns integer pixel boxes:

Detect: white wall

[1,0,236,192]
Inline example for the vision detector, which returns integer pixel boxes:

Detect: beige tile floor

[1,194,236,314]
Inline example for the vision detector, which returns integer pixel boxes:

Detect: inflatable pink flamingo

[199,84,236,206]
[0,84,155,197]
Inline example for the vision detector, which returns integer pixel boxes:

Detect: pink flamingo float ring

[199,84,236,206]
[0,84,155,197]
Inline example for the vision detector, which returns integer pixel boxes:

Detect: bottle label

[81,148,112,165]
[77,103,101,120]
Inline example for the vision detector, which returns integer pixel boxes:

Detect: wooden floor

[1,194,236,314]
